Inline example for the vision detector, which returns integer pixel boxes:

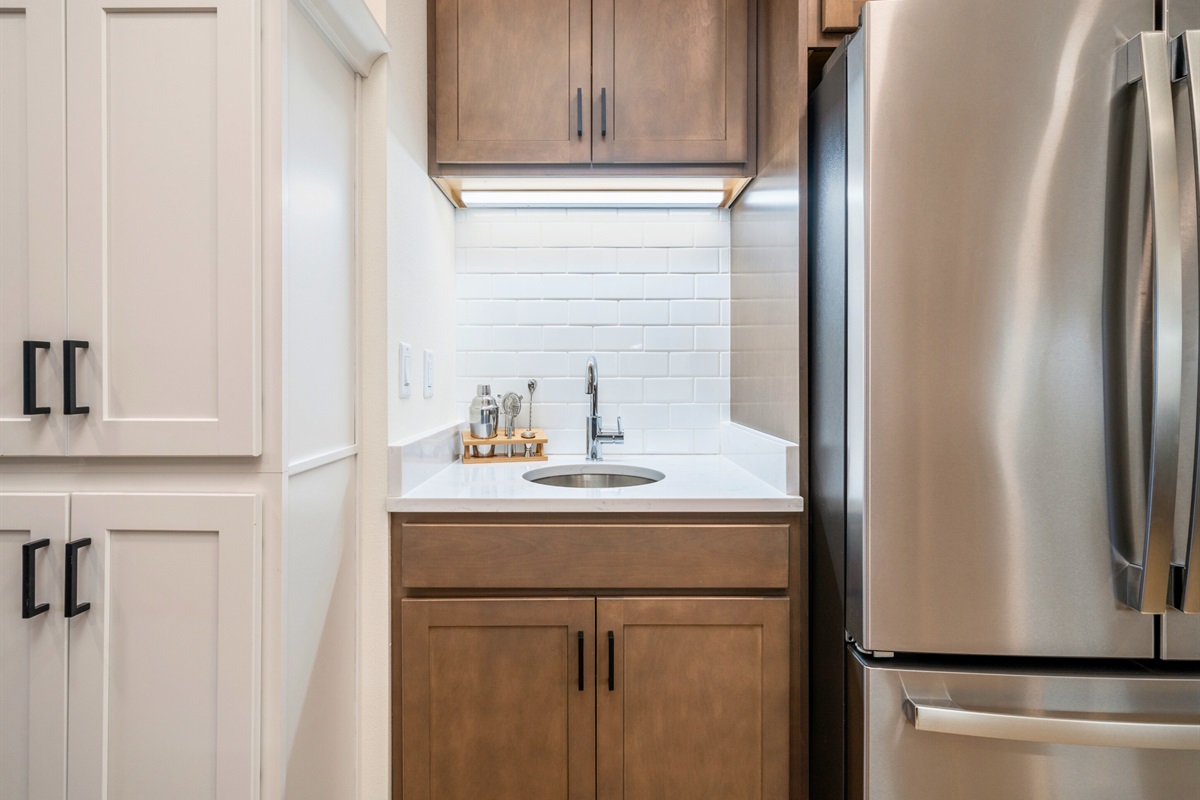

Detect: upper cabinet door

[0,0,67,456]
[592,0,750,164]
[64,0,260,456]
[434,0,592,164]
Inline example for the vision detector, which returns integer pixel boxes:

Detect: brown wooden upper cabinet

[431,0,753,168]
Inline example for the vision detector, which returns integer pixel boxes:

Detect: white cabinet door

[66,493,260,800]
[0,494,68,800]
[0,1,66,455]
[64,0,260,456]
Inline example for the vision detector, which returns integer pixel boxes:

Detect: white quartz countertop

[387,454,805,514]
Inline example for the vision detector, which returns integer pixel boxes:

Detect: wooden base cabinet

[0,492,261,800]
[597,598,789,800]
[401,596,788,800]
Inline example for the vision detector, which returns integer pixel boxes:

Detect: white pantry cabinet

[0,492,261,800]
[0,0,260,457]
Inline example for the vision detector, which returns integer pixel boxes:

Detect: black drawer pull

[22,539,50,619]
[577,631,585,691]
[23,341,51,415]
[65,538,91,618]
[63,340,89,415]
[576,87,583,137]
[601,87,607,137]
[607,630,615,692]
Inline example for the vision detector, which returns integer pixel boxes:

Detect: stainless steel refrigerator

[810,0,1200,797]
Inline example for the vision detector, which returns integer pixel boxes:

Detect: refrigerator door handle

[903,698,1200,750]
[1171,30,1200,615]
[1119,33,1185,615]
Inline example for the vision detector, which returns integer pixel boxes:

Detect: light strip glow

[459,190,726,208]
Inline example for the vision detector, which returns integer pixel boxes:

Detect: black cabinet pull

[601,87,607,137]
[22,539,50,619]
[63,340,89,415]
[576,88,583,137]
[23,341,51,415]
[65,538,91,618]
[607,630,615,691]
[577,631,585,691]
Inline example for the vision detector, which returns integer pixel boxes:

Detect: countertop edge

[386,496,805,514]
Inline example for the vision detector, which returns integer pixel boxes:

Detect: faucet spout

[583,354,623,461]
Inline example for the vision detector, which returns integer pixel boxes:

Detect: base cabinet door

[0,494,68,800]
[401,598,596,800]
[65,493,261,800]
[596,597,789,800]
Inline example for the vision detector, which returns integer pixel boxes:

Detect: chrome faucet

[585,355,623,461]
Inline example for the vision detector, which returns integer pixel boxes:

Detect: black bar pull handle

[22,539,50,619]
[63,340,89,415]
[601,87,607,138]
[23,341,51,415]
[607,630,615,692]
[576,88,583,137]
[65,538,91,618]
[577,631,585,691]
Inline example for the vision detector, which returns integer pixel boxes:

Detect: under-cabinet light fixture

[459,190,727,208]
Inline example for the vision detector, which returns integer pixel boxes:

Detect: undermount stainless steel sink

[523,464,665,489]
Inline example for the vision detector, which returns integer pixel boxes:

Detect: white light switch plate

[423,350,434,398]
[399,342,412,398]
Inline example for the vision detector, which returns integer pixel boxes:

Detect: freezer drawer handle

[903,698,1200,751]
[1170,29,1200,616]
[1118,33,1184,615]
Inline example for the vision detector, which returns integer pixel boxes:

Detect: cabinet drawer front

[401,523,788,588]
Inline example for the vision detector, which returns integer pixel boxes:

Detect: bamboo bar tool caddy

[461,428,549,463]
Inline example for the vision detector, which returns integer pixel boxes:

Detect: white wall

[456,208,732,455]
[386,0,457,442]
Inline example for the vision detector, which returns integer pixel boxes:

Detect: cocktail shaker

[468,384,499,456]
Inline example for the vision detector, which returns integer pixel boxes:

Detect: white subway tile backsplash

[593,274,644,299]
[619,301,670,326]
[541,221,593,247]
[620,352,669,377]
[518,351,570,377]
[670,403,721,430]
[567,248,618,272]
[492,326,543,351]
[514,248,568,273]
[643,222,694,248]
[645,429,694,454]
[695,273,730,299]
[468,300,519,325]
[490,274,544,299]
[644,378,694,403]
[669,248,720,273]
[542,326,595,351]
[670,352,720,377]
[644,327,693,351]
[591,222,644,247]
[669,300,721,325]
[456,208,730,455]
[594,327,644,352]
[617,249,670,273]
[543,274,593,299]
[518,301,570,325]
[569,300,620,325]
[694,326,730,351]
[644,274,694,299]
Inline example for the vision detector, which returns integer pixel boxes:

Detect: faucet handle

[616,416,623,434]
